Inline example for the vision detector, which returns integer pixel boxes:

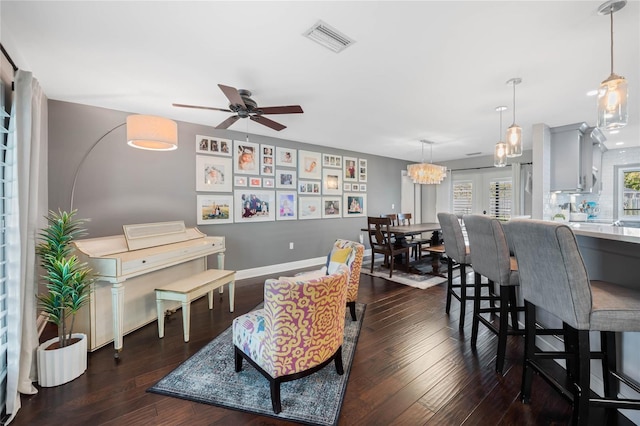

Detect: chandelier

[407,140,447,185]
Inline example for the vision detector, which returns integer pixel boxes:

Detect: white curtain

[6,70,48,423]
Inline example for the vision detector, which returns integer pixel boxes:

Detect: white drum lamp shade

[126,115,178,151]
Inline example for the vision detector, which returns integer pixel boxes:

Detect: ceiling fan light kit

[173,84,303,131]
[494,106,508,168]
[505,77,523,158]
[407,140,447,185]
[597,0,628,130]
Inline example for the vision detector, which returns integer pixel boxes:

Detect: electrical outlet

[289,242,294,250]
[391,204,395,210]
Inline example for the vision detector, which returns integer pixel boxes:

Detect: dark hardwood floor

[12,269,635,425]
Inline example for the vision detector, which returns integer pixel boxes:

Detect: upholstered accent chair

[509,219,640,424]
[437,212,473,331]
[233,265,350,414]
[463,214,524,374]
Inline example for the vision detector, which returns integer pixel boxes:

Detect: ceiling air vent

[303,20,355,53]
[466,152,483,156]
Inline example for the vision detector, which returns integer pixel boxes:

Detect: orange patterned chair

[232,265,349,413]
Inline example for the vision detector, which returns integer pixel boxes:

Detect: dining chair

[509,219,640,425]
[397,213,429,261]
[367,216,410,278]
[463,214,524,374]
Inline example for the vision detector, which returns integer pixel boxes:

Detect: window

[616,164,640,221]
[452,181,473,216]
[488,178,512,220]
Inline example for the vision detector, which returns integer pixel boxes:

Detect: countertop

[566,222,640,244]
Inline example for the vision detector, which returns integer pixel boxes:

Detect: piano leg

[111,282,125,357]
[217,252,225,295]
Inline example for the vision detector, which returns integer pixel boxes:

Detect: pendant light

[407,140,447,185]
[506,77,523,157]
[494,106,508,167]
[597,0,628,130]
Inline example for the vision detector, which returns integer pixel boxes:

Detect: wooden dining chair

[397,213,429,260]
[367,216,410,278]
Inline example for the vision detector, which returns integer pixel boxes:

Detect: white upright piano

[73,221,225,357]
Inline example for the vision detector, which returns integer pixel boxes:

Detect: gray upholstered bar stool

[437,212,473,331]
[463,214,524,374]
[509,219,640,425]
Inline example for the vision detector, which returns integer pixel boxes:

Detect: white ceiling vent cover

[303,20,355,53]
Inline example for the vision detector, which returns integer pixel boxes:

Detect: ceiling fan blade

[172,103,231,112]
[258,105,304,115]
[250,115,286,131]
[215,115,241,129]
[218,84,246,108]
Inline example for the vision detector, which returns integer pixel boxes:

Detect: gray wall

[48,100,409,271]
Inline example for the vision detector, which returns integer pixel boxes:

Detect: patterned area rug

[361,259,458,289]
[147,303,366,426]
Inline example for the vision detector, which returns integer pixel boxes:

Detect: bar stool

[463,214,524,374]
[437,212,473,331]
[509,219,640,425]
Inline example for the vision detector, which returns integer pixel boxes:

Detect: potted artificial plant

[36,209,93,387]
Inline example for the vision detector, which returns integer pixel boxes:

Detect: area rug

[147,303,366,426]
[361,260,459,290]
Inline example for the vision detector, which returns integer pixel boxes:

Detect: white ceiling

[2,1,639,163]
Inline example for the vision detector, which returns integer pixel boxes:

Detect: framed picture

[343,193,367,218]
[343,156,358,182]
[261,144,275,175]
[298,150,322,180]
[276,191,297,220]
[196,195,233,225]
[249,177,262,188]
[234,190,275,222]
[358,158,368,182]
[263,177,275,188]
[299,196,322,220]
[275,169,297,189]
[322,169,342,195]
[352,183,360,191]
[343,183,352,191]
[360,183,367,192]
[195,155,232,192]
[275,147,297,167]
[234,176,247,187]
[297,179,321,194]
[322,196,342,219]
[322,153,342,169]
[234,140,259,174]
[196,135,231,156]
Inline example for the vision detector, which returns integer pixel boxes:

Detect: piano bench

[155,269,236,342]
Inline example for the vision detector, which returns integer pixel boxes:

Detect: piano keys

[73,221,225,356]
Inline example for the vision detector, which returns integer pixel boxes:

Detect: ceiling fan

[173,84,304,131]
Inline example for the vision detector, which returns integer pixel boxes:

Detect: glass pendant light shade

[407,140,447,184]
[596,0,628,130]
[506,78,523,158]
[494,106,508,167]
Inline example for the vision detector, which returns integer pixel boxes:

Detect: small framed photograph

[358,158,368,182]
[298,150,322,180]
[234,176,247,187]
[343,156,358,182]
[276,169,297,189]
[360,183,367,192]
[352,183,360,191]
[276,191,297,221]
[297,179,321,194]
[299,196,322,220]
[261,144,275,175]
[322,153,342,169]
[249,177,262,188]
[234,140,259,174]
[343,183,352,191]
[196,135,232,156]
[263,178,275,188]
[343,193,367,218]
[234,190,275,222]
[197,195,233,225]
[322,197,342,219]
[195,155,232,192]
[276,147,297,167]
[322,169,342,195]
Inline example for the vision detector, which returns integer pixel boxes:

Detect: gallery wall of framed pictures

[194,134,369,224]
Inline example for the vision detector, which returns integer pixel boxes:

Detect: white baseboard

[235,256,327,280]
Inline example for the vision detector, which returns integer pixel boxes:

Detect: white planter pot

[37,333,87,387]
